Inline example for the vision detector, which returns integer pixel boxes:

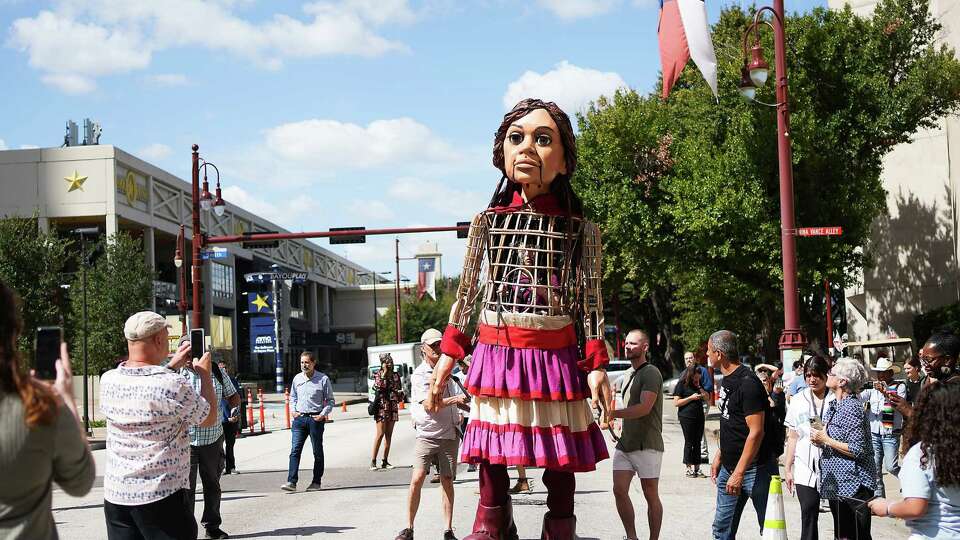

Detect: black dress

[674,381,705,466]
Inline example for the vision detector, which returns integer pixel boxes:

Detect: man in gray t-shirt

[609,330,664,540]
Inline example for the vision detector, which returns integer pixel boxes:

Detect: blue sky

[1,0,827,278]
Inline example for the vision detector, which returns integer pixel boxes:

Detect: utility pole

[395,238,402,344]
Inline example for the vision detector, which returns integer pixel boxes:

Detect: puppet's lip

[514,160,539,168]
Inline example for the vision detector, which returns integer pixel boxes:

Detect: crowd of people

[2,271,960,540]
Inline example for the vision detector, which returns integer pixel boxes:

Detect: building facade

[830,0,960,341]
[0,144,386,382]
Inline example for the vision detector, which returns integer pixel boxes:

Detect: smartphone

[190,329,205,361]
[34,326,62,380]
[810,416,824,431]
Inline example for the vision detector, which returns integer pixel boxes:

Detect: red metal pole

[204,225,469,245]
[190,145,203,333]
[771,0,807,354]
[825,278,834,352]
[284,388,291,429]
[395,238,402,344]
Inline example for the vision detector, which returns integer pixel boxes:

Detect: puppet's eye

[508,132,523,145]
[536,134,552,146]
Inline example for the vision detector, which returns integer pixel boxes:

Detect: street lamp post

[72,226,99,436]
[174,225,187,334]
[737,0,807,356]
[189,145,226,333]
[360,271,392,346]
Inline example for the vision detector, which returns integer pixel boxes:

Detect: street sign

[200,247,229,260]
[243,271,308,284]
[329,226,366,245]
[797,226,843,237]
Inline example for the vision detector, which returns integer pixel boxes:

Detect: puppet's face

[503,108,567,188]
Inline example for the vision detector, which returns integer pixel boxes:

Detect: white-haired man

[100,311,218,540]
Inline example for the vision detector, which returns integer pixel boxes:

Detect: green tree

[574,0,960,367]
[377,280,457,344]
[0,216,71,365]
[68,232,155,374]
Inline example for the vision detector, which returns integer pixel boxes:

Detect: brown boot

[464,499,519,540]
[540,512,577,540]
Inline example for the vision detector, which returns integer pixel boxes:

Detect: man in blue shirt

[281,351,335,493]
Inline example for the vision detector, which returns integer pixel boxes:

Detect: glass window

[211,263,234,299]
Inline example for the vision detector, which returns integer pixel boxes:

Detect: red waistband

[477,323,577,349]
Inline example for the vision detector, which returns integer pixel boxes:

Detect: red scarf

[489,191,576,217]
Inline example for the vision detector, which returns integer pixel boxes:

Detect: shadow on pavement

[229,525,355,537]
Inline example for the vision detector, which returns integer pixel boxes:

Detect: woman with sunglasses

[810,357,877,540]
[919,332,960,385]
[370,353,404,470]
[784,353,835,540]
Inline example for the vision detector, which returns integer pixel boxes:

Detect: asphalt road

[51,402,908,539]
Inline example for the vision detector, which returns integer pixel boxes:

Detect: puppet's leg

[465,462,519,540]
[540,469,577,540]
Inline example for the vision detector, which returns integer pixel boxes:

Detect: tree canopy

[573,0,960,367]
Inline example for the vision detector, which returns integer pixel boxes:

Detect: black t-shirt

[718,364,773,471]
[674,381,705,421]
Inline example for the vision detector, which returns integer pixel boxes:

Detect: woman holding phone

[811,357,877,540]
[673,364,709,478]
[784,353,835,540]
[0,280,95,539]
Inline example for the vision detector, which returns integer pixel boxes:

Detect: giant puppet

[425,99,611,540]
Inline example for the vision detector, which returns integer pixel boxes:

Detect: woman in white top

[784,353,835,540]
[869,381,960,539]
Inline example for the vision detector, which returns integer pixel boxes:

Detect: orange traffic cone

[399,400,405,410]
[341,401,347,412]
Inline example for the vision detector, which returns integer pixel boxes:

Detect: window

[211,263,234,299]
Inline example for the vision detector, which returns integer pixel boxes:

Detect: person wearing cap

[394,328,469,540]
[169,337,239,540]
[281,351,335,493]
[100,311,218,540]
[860,354,907,498]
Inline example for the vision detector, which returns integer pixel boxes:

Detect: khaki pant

[413,437,458,478]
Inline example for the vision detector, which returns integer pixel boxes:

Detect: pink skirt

[460,342,609,472]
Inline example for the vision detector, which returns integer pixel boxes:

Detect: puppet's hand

[587,369,612,427]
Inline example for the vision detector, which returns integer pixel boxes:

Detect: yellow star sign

[251,294,270,312]
[64,170,87,192]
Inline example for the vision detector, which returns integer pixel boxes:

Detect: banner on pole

[250,316,276,354]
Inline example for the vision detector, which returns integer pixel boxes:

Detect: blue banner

[248,292,272,314]
[250,316,276,354]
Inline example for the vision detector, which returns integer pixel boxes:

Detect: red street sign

[797,226,843,237]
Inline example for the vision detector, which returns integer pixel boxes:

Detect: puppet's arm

[578,221,609,371]
[426,212,489,411]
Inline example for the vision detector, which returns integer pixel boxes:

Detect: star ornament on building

[64,170,88,192]
[252,294,270,312]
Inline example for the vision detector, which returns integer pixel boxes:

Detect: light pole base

[778,328,806,349]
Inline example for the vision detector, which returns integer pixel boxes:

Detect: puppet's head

[489,99,581,215]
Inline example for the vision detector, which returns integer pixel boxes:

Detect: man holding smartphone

[860,357,906,498]
[170,335,240,539]
[101,311,219,540]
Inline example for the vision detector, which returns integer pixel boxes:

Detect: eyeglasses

[426,342,442,352]
[920,353,947,364]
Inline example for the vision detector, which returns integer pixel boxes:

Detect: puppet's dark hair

[488,99,583,217]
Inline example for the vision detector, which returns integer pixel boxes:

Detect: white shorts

[612,448,663,479]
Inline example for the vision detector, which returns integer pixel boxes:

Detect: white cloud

[19,144,40,149]
[8,0,415,93]
[146,73,188,86]
[137,143,172,161]
[264,117,462,170]
[388,177,486,218]
[347,199,396,220]
[222,185,319,228]
[536,0,621,20]
[503,60,627,114]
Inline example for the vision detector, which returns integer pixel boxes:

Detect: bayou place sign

[116,169,149,206]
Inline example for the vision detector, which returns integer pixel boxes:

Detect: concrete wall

[830,0,960,340]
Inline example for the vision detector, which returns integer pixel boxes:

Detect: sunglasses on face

[426,342,442,352]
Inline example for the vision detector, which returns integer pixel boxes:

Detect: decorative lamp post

[174,225,187,334]
[738,0,807,356]
[189,145,227,333]
[71,226,99,436]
